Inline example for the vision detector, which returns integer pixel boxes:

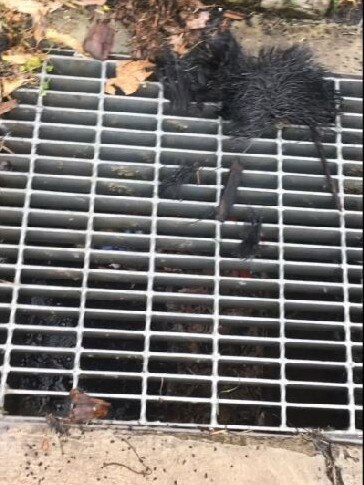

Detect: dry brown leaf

[223,11,245,21]
[33,20,46,44]
[186,10,210,30]
[0,0,62,16]
[83,19,115,60]
[1,76,28,98]
[2,49,47,65]
[0,99,18,116]
[0,1,63,44]
[168,33,189,56]
[0,0,44,15]
[105,60,155,96]
[69,389,111,424]
[45,28,85,54]
[33,5,65,44]
[41,437,50,454]
[48,0,63,12]
[74,0,107,5]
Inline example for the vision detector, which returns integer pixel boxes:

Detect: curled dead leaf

[0,0,44,16]
[168,33,189,57]
[105,60,155,96]
[2,49,47,66]
[33,16,46,44]
[69,389,111,424]
[83,19,115,60]
[73,0,107,5]
[41,437,50,454]
[0,99,18,116]
[0,0,62,15]
[1,76,29,98]
[186,10,210,30]
[0,1,63,45]
[45,28,85,54]
[223,11,245,21]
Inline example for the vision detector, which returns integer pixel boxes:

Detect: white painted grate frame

[0,55,362,437]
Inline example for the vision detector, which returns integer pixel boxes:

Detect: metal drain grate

[0,55,362,436]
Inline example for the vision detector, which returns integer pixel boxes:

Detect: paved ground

[232,15,362,75]
[0,423,362,485]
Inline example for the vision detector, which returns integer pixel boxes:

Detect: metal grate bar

[335,78,357,433]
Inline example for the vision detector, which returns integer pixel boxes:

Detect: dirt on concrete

[0,423,362,485]
[47,9,362,75]
[232,14,363,75]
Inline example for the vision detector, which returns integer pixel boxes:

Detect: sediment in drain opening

[4,310,356,428]
[7,292,75,417]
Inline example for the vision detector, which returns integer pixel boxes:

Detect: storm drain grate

[0,55,362,436]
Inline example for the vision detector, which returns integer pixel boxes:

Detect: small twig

[193,4,218,13]
[196,168,201,186]
[45,414,69,456]
[216,160,243,222]
[112,436,152,477]
[46,414,70,436]
[159,161,200,198]
[0,137,14,154]
[237,209,263,261]
[343,449,360,462]
[219,385,240,395]
[103,462,150,477]
[159,377,165,395]
[304,429,345,485]
[311,126,341,211]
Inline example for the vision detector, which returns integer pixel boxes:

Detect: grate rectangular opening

[0,55,362,436]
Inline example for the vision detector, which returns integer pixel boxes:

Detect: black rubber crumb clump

[0,33,9,54]
[238,210,263,261]
[159,161,200,199]
[221,45,338,138]
[224,44,342,210]
[157,30,245,114]
[158,37,342,210]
